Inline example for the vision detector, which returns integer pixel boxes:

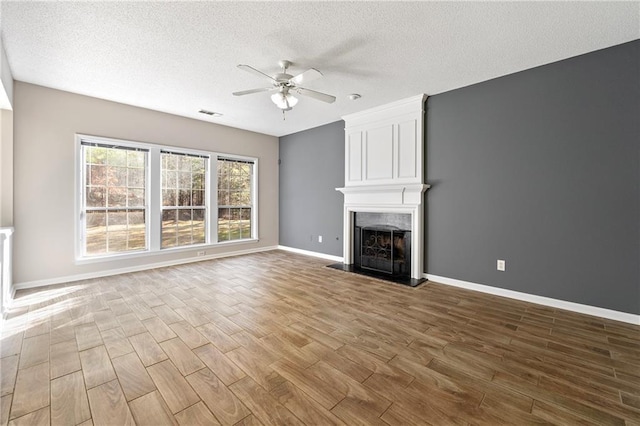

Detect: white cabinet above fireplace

[342,94,426,187]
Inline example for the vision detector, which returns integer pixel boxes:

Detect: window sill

[75,238,260,265]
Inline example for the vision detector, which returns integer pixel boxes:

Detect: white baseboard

[13,245,278,291]
[277,245,344,263]
[425,273,639,326]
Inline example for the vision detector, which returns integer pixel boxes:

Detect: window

[161,151,208,248]
[217,158,254,242]
[77,135,257,260]
[81,142,148,256]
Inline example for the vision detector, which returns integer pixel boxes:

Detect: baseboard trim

[277,245,344,263]
[425,273,639,326]
[13,245,279,291]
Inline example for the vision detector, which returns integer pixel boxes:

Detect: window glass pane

[107,211,127,252]
[127,151,145,168]
[128,210,146,250]
[238,191,251,206]
[86,211,107,255]
[163,154,177,171]
[178,171,191,189]
[87,147,107,165]
[178,189,191,206]
[128,168,144,188]
[162,189,176,207]
[178,209,193,246]
[218,190,229,206]
[179,156,192,171]
[82,144,148,257]
[192,190,205,207]
[128,189,145,207]
[86,187,106,208]
[230,208,241,240]
[193,209,205,244]
[193,173,205,190]
[218,207,230,241]
[162,209,177,249]
[229,191,242,205]
[107,187,126,207]
[90,165,106,186]
[112,167,127,186]
[108,149,127,166]
[192,158,205,174]
[164,171,177,189]
[241,208,251,239]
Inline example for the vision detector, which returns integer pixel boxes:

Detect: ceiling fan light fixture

[271,91,298,110]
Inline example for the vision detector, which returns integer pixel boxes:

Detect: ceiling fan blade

[237,64,276,82]
[289,68,323,86]
[294,87,336,104]
[232,87,273,96]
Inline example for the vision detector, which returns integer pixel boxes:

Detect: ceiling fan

[232,60,336,113]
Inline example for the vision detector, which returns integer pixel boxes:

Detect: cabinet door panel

[347,131,363,182]
[397,119,418,179]
[365,125,393,180]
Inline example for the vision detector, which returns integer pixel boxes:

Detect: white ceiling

[1,2,638,137]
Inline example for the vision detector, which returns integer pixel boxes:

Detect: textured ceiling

[1,1,639,137]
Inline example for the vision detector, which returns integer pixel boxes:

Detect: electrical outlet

[318,235,323,243]
[197,251,206,257]
[497,259,506,271]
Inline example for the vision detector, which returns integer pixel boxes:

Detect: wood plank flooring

[1,250,639,425]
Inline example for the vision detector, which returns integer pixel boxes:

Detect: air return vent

[198,109,222,117]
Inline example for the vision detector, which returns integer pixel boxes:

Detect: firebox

[354,225,411,278]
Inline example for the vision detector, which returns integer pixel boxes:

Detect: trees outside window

[161,152,207,248]
[217,158,253,242]
[78,136,256,260]
[82,143,148,256]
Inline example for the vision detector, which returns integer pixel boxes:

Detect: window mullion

[149,148,162,251]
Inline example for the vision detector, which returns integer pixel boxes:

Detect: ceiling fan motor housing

[274,73,294,84]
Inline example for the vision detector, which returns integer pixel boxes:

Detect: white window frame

[75,134,259,263]
[215,155,258,244]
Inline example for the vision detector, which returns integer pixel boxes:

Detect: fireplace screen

[354,226,411,277]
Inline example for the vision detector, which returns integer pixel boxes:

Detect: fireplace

[333,94,430,286]
[355,226,411,277]
[353,212,412,277]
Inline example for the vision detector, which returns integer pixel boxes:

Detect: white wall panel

[397,119,418,179]
[347,131,362,182]
[365,125,393,180]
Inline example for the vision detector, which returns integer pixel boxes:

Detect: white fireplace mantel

[336,183,430,207]
[336,184,429,280]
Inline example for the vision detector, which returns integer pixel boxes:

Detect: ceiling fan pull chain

[282,110,286,121]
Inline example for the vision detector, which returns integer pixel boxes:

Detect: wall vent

[198,109,222,117]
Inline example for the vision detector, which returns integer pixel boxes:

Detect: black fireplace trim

[326,263,426,288]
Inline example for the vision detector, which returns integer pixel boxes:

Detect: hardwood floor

[1,250,639,425]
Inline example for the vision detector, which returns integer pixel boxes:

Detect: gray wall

[426,40,639,314]
[279,121,345,256]
[278,41,639,315]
